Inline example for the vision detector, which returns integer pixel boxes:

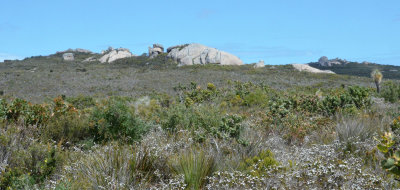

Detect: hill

[0,53,374,102]
[308,56,400,79]
[2,49,400,189]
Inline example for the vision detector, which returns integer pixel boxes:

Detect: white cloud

[0,53,23,62]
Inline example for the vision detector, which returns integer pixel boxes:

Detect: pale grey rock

[167,45,187,53]
[57,48,92,54]
[166,43,243,66]
[99,47,134,63]
[148,44,164,58]
[318,56,328,65]
[254,60,265,68]
[153,44,164,51]
[317,56,349,67]
[62,53,74,61]
[83,56,97,62]
[292,64,335,74]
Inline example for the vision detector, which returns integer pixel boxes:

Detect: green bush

[63,144,138,189]
[242,89,268,107]
[40,113,90,145]
[380,81,400,103]
[170,150,215,190]
[90,99,150,143]
[267,96,294,118]
[0,143,62,189]
[161,105,244,143]
[320,86,371,116]
[65,95,96,109]
[377,132,400,176]
[239,150,279,177]
[180,82,219,104]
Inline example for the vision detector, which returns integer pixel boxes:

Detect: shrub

[160,105,244,143]
[40,113,90,145]
[170,150,215,190]
[242,89,268,107]
[320,86,371,116]
[380,81,400,103]
[281,113,312,144]
[376,132,400,176]
[0,99,7,120]
[90,99,150,143]
[337,116,375,141]
[267,96,293,118]
[5,98,29,122]
[182,82,218,104]
[65,95,96,109]
[391,116,400,135]
[25,104,50,126]
[0,142,62,189]
[239,150,279,177]
[63,144,137,189]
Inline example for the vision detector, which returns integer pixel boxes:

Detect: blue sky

[0,0,399,65]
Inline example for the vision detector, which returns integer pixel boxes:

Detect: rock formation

[317,56,349,66]
[148,44,164,58]
[292,64,335,74]
[254,60,265,68]
[83,56,97,62]
[166,43,243,66]
[99,47,134,63]
[57,48,92,54]
[62,53,74,61]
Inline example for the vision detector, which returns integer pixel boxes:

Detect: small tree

[371,69,383,93]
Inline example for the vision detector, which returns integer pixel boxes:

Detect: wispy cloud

[197,9,216,19]
[0,53,23,62]
[393,14,400,22]
[0,22,19,32]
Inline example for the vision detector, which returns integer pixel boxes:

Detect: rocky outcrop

[166,43,243,66]
[148,44,164,58]
[83,56,97,62]
[292,64,335,74]
[254,60,265,68]
[317,56,376,67]
[62,53,74,61]
[317,56,349,66]
[57,48,92,54]
[99,47,134,63]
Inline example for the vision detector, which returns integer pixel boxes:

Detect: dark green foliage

[309,62,400,80]
[175,82,219,106]
[376,132,400,177]
[242,89,268,107]
[0,99,7,120]
[0,142,62,189]
[320,86,371,116]
[40,114,90,145]
[239,150,279,177]
[65,95,96,109]
[267,96,294,118]
[380,81,400,103]
[90,99,150,143]
[6,98,29,122]
[170,150,215,190]
[161,105,244,143]
[0,98,50,125]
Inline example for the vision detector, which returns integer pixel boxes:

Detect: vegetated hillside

[309,62,400,79]
[2,53,400,189]
[0,54,375,102]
